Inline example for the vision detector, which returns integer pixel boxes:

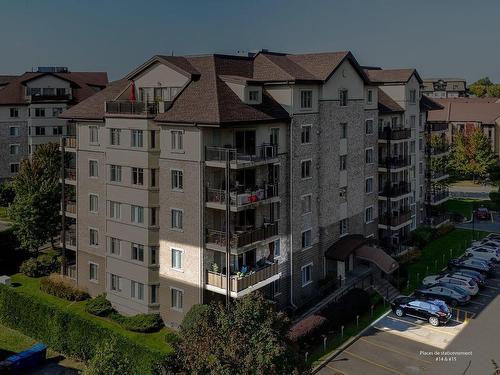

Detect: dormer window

[249,90,260,102]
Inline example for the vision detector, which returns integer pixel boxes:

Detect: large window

[300,90,313,109]
[150,285,159,304]
[132,167,144,185]
[131,130,143,147]
[132,243,144,262]
[89,126,98,144]
[171,249,183,270]
[301,194,312,214]
[365,148,374,164]
[365,177,373,194]
[409,89,417,103]
[365,206,374,223]
[301,264,313,286]
[35,126,45,136]
[171,130,183,151]
[34,108,45,117]
[110,274,121,291]
[131,281,144,300]
[9,108,19,118]
[89,160,98,177]
[150,246,158,265]
[89,194,98,213]
[89,228,98,246]
[301,160,312,179]
[110,128,121,145]
[171,209,183,230]
[171,170,183,190]
[301,125,311,144]
[365,119,374,134]
[109,201,121,219]
[109,238,121,255]
[301,229,312,249]
[110,165,122,182]
[89,263,98,281]
[131,205,144,224]
[9,144,19,155]
[9,126,20,136]
[171,288,183,310]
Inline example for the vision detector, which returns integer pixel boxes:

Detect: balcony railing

[378,127,412,140]
[63,263,77,280]
[205,144,278,166]
[429,123,448,132]
[65,168,76,181]
[429,214,449,227]
[63,230,77,248]
[379,156,410,168]
[431,170,449,180]
[206,222,278,250]
[65,201,77,214]
[105,101,158,115]
[30,94,71,102]
[206,261,278,294]
[63,136,77,149]
[206,184,278,208]
[429,189,450,203]
[379,182,411,198]
[426,145,449,155]
[379,210,412,227]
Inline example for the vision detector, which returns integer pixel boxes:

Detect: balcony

[429,189,450,205]
[428,123,448,132]
[61,230,77,249]
[63,136,77,150]
[206,222,278,253]
[205,261,279,297]
[379,156,411,169]
[379,182,411,199]
[429,214,449,228]
[64,200,77,217]
[105,101,158,117]
[205,144,278,168]
[378,127,411,141]
[378,210,412,228]
[29,94,71,102]
[206,184,279,211]
[430,170,449,181]
[64,168,77,184]
[62,263,77,280]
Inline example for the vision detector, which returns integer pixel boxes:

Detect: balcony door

[235,169,256,190]
[235,130,256,156]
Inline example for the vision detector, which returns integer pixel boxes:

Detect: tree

[0,181,15,206]
[175,293,302,375]
[448,129,496,181]
[475,77,493,86]
[9,143,62,253]
[487,84,500,98]
[469,84,487,97]
[83,339,133,375]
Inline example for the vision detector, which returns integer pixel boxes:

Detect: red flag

[130,81,136,101]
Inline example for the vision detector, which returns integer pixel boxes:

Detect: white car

[422,274,479,296]
[487,233,500,241]
[472,240,500,251]
[465,247,500,263]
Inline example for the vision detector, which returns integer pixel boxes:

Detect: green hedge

[110,313,164,333]
[40,275,90,301]
[0,285,169,374]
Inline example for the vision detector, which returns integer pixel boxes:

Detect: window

[89,263,98,281]
[409,89,417,103]
[151,169,158,187]
[89,194,98,213]
[301,229,312,249]
[132,243,144,262]
[150,207,158,226]
[410,115,416,129]
[9,108,19,118]
[9,126,20,136]
[109,201,121,219]
[301,160,312,179]
[365,206,373,223]
[365,119,374,135]
[367,89,373,103]
[52,107,63,117]
[301,264,313,286]
[109,238,121,255]
[419,138,423,151]
[301,194,312,214]
[34,108,45,117]
[9,144,19,155]
[150,246,158,265]
[52,126,63,135]
[171,288,183,310]
[110,165,121,182]
[365,148,374,164]
[89,160,98,177]
[131,205,144,224]
[171,209,183,229]
[300,90,313,109]
[365,177,373,194]
[274,239,281,258]
[43,88,55,96]
[273,278,281,296]
[270,128,279,146]
[339,155,347,171]
[131,281,144,300]
[132,167,144,185]
[249,90,259,101]
[339,89,348,106]
[35,126,45,136]
[171,170,183,190]
[171,130,183,151]
[131,130,143,147]
[89,126,98,143]
[171,249,183,270]
[10,163,19,174]
[419,162,423,175]
[89,228,98,246]
[110,274,121,292]
[110,128,120,145]
[150,285,159,304]
[271,202,281,222]
[410,141,416,154]
[150,130,156,149]
[301,125,311,144]
[340,123,347,139]
[340,219,348,236]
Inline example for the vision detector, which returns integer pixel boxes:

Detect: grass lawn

[443,198,493,220]
[0,322,84,370]
[9,274,175,354]
[403,228,489,293]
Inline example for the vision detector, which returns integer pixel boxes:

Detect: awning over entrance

[355,245,399,274]
[325,234,365,261]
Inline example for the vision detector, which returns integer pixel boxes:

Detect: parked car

[391,297,451,326]
[458,254,495,268]
[422,274,479,295]
[442,269,486,286]
[414,284,470,307]
[465,247,500,263]
[475,207,491,220]
[487,233,500,241]
[472,238,500,249]
[448,257,495,276]
[472,243,500,255]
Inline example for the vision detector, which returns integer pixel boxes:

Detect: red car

[475,207,491,221]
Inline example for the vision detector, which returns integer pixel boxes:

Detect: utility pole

[225,148,231,307]
[60,136,66,276]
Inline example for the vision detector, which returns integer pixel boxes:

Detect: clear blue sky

[1,0,499,82]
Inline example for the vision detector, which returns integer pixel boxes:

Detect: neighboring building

[0,67,108,181]
[422,78,467,98]
[61,51,440,328]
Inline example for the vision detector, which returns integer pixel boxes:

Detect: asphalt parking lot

[317,260,500,375]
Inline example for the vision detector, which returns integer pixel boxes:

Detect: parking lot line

[344,350,408,375]
[477,292,493,297]
[468,300,486,306]
[326,364,349,374]
[484,285,499,290]
[385,316,456,336]
[358,337,433,364]
[452,307,477,317]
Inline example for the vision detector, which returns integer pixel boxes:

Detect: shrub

[0,284,169,375]
[181,304,210,332]
[83,338,133,375]
[0,182,15,206]
[288,314,328,343]
[40,274,90,301]
[435,223,455,237]
[85,294,115,317]
[410,227,434,248]
[19,252,61,277]
[111,313,164,333]
[19,258,41,277]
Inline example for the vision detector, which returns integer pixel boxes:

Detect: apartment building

[61,51,411,328]
[0,67,108,182]
[422,78,467,98]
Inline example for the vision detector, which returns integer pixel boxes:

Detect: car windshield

[445,285,466,294]
[429,299,449,313]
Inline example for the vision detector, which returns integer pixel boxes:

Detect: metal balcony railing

[206,222,278,250]
[379,156,410,168]
[63,136,77,149]
[429,189,450,203]
[105,101,158,115]
[379,182,411,198]
[205,144,278,165]
[206,184,278,207]
[378,127,411,140]
[379,210,412,227]
[64,201,77,214]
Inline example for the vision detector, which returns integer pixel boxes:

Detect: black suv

[391,296,451,326]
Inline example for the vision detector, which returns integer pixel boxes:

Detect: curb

[311,308,391,374]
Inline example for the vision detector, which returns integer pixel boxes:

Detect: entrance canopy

[324,234,366,261]
[355,245,399,274]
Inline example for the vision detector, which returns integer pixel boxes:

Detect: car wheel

[450,299,458,307]
[395,308,404,317]
[429,316,439,327]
